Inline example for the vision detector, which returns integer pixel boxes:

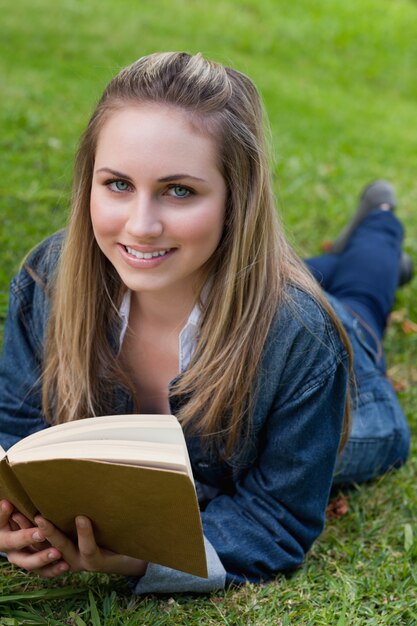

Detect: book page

[8,440,190,476]
[11,415,178,452]
[13,419,182,453]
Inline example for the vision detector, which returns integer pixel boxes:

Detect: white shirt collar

[118,290,131,351]
[118,290,201,373]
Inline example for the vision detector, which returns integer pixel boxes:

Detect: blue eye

[108,180,130,192]
[169,185,192,198]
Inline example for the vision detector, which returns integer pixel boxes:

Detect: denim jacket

[0,233,408,591]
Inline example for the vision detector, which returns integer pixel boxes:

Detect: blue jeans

[306,209,410,485]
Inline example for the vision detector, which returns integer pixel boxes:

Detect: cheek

[180,213,224,254]
[182,200,225,247]
[90,193,123,238]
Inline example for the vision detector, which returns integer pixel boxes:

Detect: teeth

[125,246,169,259]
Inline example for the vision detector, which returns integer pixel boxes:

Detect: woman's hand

[1,500,146,578]
[0,499,66,575]
[34,515,148,578]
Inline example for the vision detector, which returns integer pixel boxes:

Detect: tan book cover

[0,415,207,578]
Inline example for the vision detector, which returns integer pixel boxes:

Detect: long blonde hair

[42,52,351,454]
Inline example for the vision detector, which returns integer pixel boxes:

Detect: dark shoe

[399,251,413,287]
[330,180,396,254]
[330,180,413,287]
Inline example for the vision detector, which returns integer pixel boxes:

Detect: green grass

[1,0,417,623]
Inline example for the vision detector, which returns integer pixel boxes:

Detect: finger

[0,503,39,539]
[35,516,78,563]
[0,527,46,552]
[11,514,48,548]
[12,516,50,551]
[35,560,70,579]
[7,546,63,571]
[11,512,33,530]
[0,500,14,527]
[76,516,99,559]
[9,518,20,532]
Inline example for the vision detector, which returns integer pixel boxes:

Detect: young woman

[0,52,411,593]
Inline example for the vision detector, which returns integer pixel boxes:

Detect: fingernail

[48,551,56,560]
[59,563,69,572]
[76,516,87,528]
[32,531,43,541]
[35,518,46,529]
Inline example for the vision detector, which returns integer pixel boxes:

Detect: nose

[125,193,163,239]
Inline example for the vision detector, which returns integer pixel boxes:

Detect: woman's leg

[330,212,410,485]
[307,208,404,345]
[304,253,339,291]
[307,186,410,486]
[333,372,410,486]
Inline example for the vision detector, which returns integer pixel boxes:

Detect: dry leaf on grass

[388,310,417,334]
[387,375,409,393]
[388,309,406,325]
[401,319,417,335]
[326,495,349,519]
[320,240,334,252]
[387,363,417,392]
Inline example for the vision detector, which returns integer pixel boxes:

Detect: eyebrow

[95,168,133,180]
[95,168,207,183]
[158,174,207,183]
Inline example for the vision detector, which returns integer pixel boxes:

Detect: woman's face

[90,104,226,301]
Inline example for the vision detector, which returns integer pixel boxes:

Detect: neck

[130,287,198,331]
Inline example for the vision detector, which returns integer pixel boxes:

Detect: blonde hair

[42,52,351,454]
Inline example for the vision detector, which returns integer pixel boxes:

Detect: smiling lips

[120,244,175,267]
[124,245,171,259]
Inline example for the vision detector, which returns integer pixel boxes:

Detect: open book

[0,414,207,578]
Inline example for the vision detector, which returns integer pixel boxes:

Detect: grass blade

[0,587,86,604]
[88,590,102,626]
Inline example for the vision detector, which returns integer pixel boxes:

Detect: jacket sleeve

[131,535,226,594]
[200,306,349,585]
[0,249,55,450]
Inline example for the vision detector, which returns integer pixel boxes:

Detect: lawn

[1,0,417,623]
